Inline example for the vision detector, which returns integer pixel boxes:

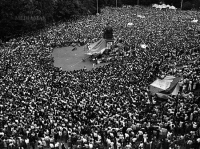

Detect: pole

[137,0,139,5]
[181,0,183,10]
[116,0,117,7]
[174,95,179,127]
[97,0,98,14]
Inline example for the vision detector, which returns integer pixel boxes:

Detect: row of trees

[0,0,199,41]
[0,0,98,41]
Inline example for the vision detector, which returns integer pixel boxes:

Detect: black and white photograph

[0,0,200,149]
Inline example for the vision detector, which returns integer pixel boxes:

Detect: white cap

[55,142,59,147]
[138,130,143,135]
[89,143,93,149]
[50,143,54,148]
[125,133,129,138]
[197,138,200,142]
[132,138,137,142]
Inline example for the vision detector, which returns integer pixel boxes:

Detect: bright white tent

[169,6,177,10]
[152,4,177,10]
[152,4,159,8]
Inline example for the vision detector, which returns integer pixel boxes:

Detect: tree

[193,0,200,9]
[34,0,54,22]
[182,1,193,10]
[82,0,96,14]
[122,0,136,5]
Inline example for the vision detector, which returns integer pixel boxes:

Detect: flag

[159,77,181,95]
[150,76,181,95]
[155,93,170,101]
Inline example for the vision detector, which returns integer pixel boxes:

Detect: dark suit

[161,140,170,149]
[144,142,151,149]
[151,140,161,149]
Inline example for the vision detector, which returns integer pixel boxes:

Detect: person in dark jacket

[0,138,4,149]
[144,140,152,149]
[161,138,170,149]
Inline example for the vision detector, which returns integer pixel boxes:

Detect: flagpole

[137,0,139,5]
[97,0,98,14]
[181,0,183,10]
[174,95,179,126]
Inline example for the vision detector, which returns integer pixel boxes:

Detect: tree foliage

[182,1,193,10]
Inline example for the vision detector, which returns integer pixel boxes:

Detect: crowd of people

[0,5,200,149]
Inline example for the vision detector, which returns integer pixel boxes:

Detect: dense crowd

[0,5,200,149]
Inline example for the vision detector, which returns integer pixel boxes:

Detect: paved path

[52,45,108,71]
